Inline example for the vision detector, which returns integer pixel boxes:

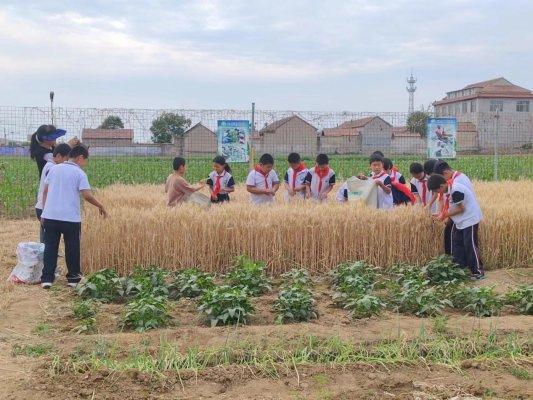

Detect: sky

[1,0,532,112]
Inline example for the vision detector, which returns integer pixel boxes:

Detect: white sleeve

[271,170,280,183]
[78,171,91,191]
[44,166,54,185]
[44,153,53,163]
[245,171,255,186]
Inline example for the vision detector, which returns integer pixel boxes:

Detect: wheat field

[81,181,533,275]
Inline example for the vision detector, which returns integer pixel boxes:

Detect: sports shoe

[471,273,486,281]
[67,282,79,289]
[41,282,52,289]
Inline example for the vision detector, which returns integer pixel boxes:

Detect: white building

[433,77,533,151]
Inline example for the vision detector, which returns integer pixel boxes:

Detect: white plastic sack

[346,177,378,208]
[8,242,45,284]
[186,192,211,210]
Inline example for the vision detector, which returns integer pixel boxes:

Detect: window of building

[454,103,460,114]
[489,100,503,112]
[461,101,468,113]
[516,100,530,112]
[470,100,476,113]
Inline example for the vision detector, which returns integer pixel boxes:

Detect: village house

[433,77,533,151]
[251,115,318,156]
[81,128,134,147]
[177,122,217,155]
[390,127,425,155]
[321,116,392,154]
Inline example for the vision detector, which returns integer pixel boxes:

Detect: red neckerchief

[418,174,428,205]
[390,170,416,204]
[315,166,330,193]
[372,171,386,179]
[254,166,269,189]
[291,163,306,189]
[211,170,226,199]
[440,171,461,217]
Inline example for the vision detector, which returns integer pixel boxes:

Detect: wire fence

[0,105,532,217]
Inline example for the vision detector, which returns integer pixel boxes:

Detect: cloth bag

[186,192,212,210]
[346,176,378,208]
[8,242,45,284]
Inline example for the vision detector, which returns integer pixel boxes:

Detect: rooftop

[81,129,134,140]
[322,116,391,137]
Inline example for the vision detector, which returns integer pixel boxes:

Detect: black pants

[211,193,230,203]
[42,219,82,284]
[452,223,484,275]
[444,219,454,255]
[35,208,45,243]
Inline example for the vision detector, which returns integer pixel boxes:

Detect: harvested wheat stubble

[81,181,533,275]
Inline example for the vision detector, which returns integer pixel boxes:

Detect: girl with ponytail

[207,155,235,203]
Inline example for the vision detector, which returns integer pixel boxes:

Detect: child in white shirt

[358,155,393,209]
[304,154,335,202]
[284,152,308,201]
[246,153,280,205]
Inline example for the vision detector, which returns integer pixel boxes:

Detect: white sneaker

[67,282,78,289]
[41,282,52,289]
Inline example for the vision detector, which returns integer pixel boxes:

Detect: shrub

[275,285,317,324]
[452,286,504,317]
[343,294,386,319]
[390,263,425,285]
[389,281,451,317]
[198,286,254,327]
[131,265,169,297]
[120,294,171,332]
[422,255,468,285]
[168,268,215,299]
[330,261,377,287]
[227,256,272,296]
[504,285,533,315]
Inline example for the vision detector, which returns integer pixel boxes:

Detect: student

[427,174,484,279]
[358,155,393,209]
[29,125,66,178]
[383,158,414,205]
[304,154,335,202]
[35,143,71,242]
[423,159,438,177]
[284,152,308,200]
[409,162,433,208]
[246,153,280,205]
[166,157,206,207]
[432,160,475,255]
[207,155,235,203]
[40,145,107,289]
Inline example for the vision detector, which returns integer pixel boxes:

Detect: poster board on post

[427,118,457,159]
[217,120,250,163]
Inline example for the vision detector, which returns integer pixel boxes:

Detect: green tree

[98,115,124,129]
[150,113,191,144]
[407,111,431,138]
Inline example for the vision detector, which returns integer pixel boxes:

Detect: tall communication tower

[406,72,417,114]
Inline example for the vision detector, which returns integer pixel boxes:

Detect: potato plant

[168,268,215,299]
[72,300,98,334]
[227,256,272,296]
[505,285,533,315]
[422,255,468,285]
[280,268,313,287]
[76,268,124,302]
[198,286,254,327]
[120,294,172,332]
[451,286,504,317]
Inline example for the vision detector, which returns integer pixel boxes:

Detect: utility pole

[250,102,255,168]
[49,91,55,125]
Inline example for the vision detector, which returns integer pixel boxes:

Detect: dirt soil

[0,218,532,400]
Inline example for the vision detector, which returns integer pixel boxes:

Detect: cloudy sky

[1,0,532,111]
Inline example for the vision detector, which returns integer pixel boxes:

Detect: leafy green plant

[329,261,377,287]
[504,285,532,315]
[343,294,385,319]
[72,300,98,334]
[389,281,451,317]
[227,256,272,296]
[76,268,121,302]
[281,268,313,287]
[198,286,254,327]
[275,285,317,323]
[422,255,468,285]
[131,265,169,297]
[452,286,504,317]
[120,295,172,332]
[168,268,215,299]
[390,263,425,285]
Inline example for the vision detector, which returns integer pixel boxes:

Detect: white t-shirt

[284,167,309,199]
[371,171,393,210]
[410,174,436,212]
[42,161,91,223]
[449,182,482,229]
[246,169,280,205]
[305,167,336,200]
[35,160,55,210]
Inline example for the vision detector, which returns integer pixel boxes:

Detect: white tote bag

[346,177,378,208]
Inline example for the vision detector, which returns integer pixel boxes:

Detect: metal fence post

[494,111,500,181]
